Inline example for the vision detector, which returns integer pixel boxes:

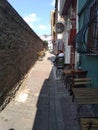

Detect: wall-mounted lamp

[54,21,65,34]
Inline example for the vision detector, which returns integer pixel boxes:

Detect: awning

[62,0,72,15]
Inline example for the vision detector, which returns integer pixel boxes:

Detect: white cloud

[50,0,55,6]
[23,13,50,35]
[23,13,40,23]
[38,25,47,30]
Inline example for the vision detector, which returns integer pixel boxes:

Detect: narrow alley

[0,0,98,130]
[0,51,95,130]
[0,51,81,130]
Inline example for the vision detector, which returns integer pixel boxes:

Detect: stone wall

[0,0,43,106]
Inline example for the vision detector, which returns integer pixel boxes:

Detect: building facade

[51,0,78,66]
[52,0,98,115]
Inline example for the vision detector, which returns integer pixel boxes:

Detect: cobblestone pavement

[0,51,94,130]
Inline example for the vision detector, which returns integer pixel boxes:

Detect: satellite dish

[54,22,65,33]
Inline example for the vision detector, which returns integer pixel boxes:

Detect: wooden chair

[61,64,72,85]
[69,70,92,97]
[80,117,98,130]
[71,70,90,88]
[73,77,92,88]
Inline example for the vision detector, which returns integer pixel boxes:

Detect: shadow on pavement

[32,72,51,130]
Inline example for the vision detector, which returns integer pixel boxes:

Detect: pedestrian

[53,50,64,65]
[57,50,64,57]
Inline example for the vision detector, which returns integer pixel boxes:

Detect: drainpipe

[71,0,77,68]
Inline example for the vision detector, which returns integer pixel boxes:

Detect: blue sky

[7,0,55,36]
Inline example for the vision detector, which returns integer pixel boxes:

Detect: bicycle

[54,57,64,79]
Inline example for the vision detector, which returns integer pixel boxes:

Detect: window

[87,1,98,53]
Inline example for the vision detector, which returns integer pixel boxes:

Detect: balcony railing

[75,1,98,55]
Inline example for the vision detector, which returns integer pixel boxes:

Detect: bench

[80,117,98,130]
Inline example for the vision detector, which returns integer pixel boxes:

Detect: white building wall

[63,31,71,64]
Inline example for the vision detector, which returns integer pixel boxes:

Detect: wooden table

[72,88,98,104]
[72,88,98,128]
[63,69,87,75]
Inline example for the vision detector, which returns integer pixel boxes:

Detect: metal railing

[75,0,98,55]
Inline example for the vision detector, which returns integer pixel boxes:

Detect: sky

[7,0,55,36]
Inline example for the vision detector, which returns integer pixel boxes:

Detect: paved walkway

[0,51,94,130]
